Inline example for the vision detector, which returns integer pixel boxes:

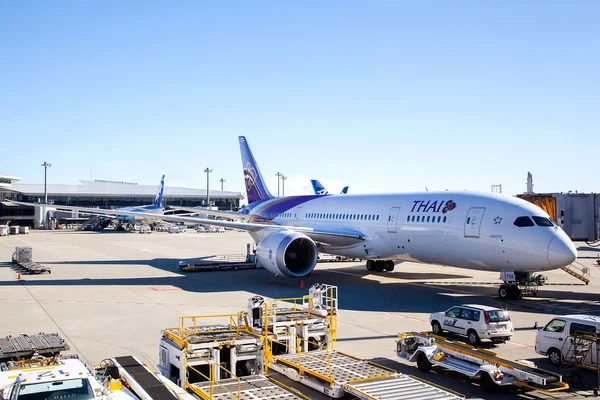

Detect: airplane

[311,179,348,195]
[77,175,166,229]
[16,138,577,300]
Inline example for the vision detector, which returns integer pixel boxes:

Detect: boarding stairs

[559,331,599,376]
[561,262,591,284]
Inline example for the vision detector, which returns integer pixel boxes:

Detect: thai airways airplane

[311,179,349,195]
[19,139,577,300]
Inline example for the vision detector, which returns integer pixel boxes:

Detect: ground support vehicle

[158,284,463,400]
[94,355,195,400]
[397,331,568,393]
[11,246,51,274]
[0,333,139,400]
[177,254,259,272]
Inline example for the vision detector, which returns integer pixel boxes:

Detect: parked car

[429,304,514,345]
[535,314,600,366]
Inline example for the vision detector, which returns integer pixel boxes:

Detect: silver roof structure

[2,180,243,199]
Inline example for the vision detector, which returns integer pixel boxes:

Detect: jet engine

[256,231,318,278]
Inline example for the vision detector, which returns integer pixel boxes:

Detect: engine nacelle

[256,231,318,278]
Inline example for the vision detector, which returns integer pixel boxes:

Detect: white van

[535,314,600,366]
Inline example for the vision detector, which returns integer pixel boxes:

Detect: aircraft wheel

[498,285,510,300]
[385,260,395,271]
[509,286,521,300]
[366,260,374,271]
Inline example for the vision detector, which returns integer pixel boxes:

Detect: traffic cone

[17,272,21,280]
[300,280,304,289]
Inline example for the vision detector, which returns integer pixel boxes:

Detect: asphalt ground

[1,229,599,399]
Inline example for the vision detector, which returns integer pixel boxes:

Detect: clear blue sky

[1,1,598,198]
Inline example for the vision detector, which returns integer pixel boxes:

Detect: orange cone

[300,280,304,289]
[17,272,21,280]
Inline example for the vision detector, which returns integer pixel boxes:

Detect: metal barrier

[183,349,241,400]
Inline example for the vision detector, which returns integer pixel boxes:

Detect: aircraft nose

[547,236,577,268]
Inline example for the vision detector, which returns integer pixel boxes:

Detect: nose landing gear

[498,271,547,300]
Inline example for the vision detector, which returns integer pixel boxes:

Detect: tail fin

[239,137,274,204]
[340,186,349,195]
[154,175,165,207]
[311,179,329,195]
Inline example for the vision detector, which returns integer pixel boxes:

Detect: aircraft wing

[12,202,365,244]
[166,206,244,220]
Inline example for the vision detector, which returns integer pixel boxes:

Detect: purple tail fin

[239,136,274,204]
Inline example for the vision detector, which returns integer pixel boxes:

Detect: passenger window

[417,216,420,222]
[467,217,470,224]
[514,216,534,227]
[532,216,553,227]
[443,216,447,223]
[445,307,461,318]
[377,215,379,220]
[407,216,410,222]
[459,308,472,320]
[570,322,597,336]
[437,216,441,223]
[427,216,430,222]
[471,310,480,322]
[544,319,566,333]
[411,216,415,222]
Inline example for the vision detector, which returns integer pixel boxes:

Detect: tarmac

[1,229,599,399]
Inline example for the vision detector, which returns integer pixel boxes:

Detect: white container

[0,226,8,236]
[9,226,20,235]
[19,226,29,234]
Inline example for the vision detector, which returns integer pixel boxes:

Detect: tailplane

[311,179,329,195]
[238,137,274,204]
[154,175,165,207]
[340,186,349,195]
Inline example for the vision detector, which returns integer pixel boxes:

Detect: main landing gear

[366,260,395,272]
[498,271,547,300]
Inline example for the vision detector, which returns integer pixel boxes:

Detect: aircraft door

[387,207,401,233]
[293,207,303,227]
[464,207,486,238]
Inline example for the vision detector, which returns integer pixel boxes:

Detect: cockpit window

[532,216,554,227]
[514,216,534,227]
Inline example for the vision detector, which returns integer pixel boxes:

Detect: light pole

[41,162,51,203]
[219,178,226,191]
[281,175,287,197]
[275,172,282,196]
[204,168,213,206]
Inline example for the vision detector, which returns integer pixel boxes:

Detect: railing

[265,334,336,386]
[178,313,248,336]
[183,349,241,400]
[163,313,250,348]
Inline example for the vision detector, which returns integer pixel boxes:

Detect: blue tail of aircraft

[311,179,329,195]
[340,186,349,195]
[153,175,165,207]
[239,137,274,204]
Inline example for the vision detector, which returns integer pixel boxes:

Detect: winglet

[239,137,274,204]
[154,175,165,207]
[311,179,329,195]
[340,186,349,195]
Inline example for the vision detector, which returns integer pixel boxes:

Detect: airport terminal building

[0,176,244,227]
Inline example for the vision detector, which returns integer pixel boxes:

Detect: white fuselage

[246,191,576,273]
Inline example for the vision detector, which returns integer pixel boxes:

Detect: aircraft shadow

[1,258,599,318]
